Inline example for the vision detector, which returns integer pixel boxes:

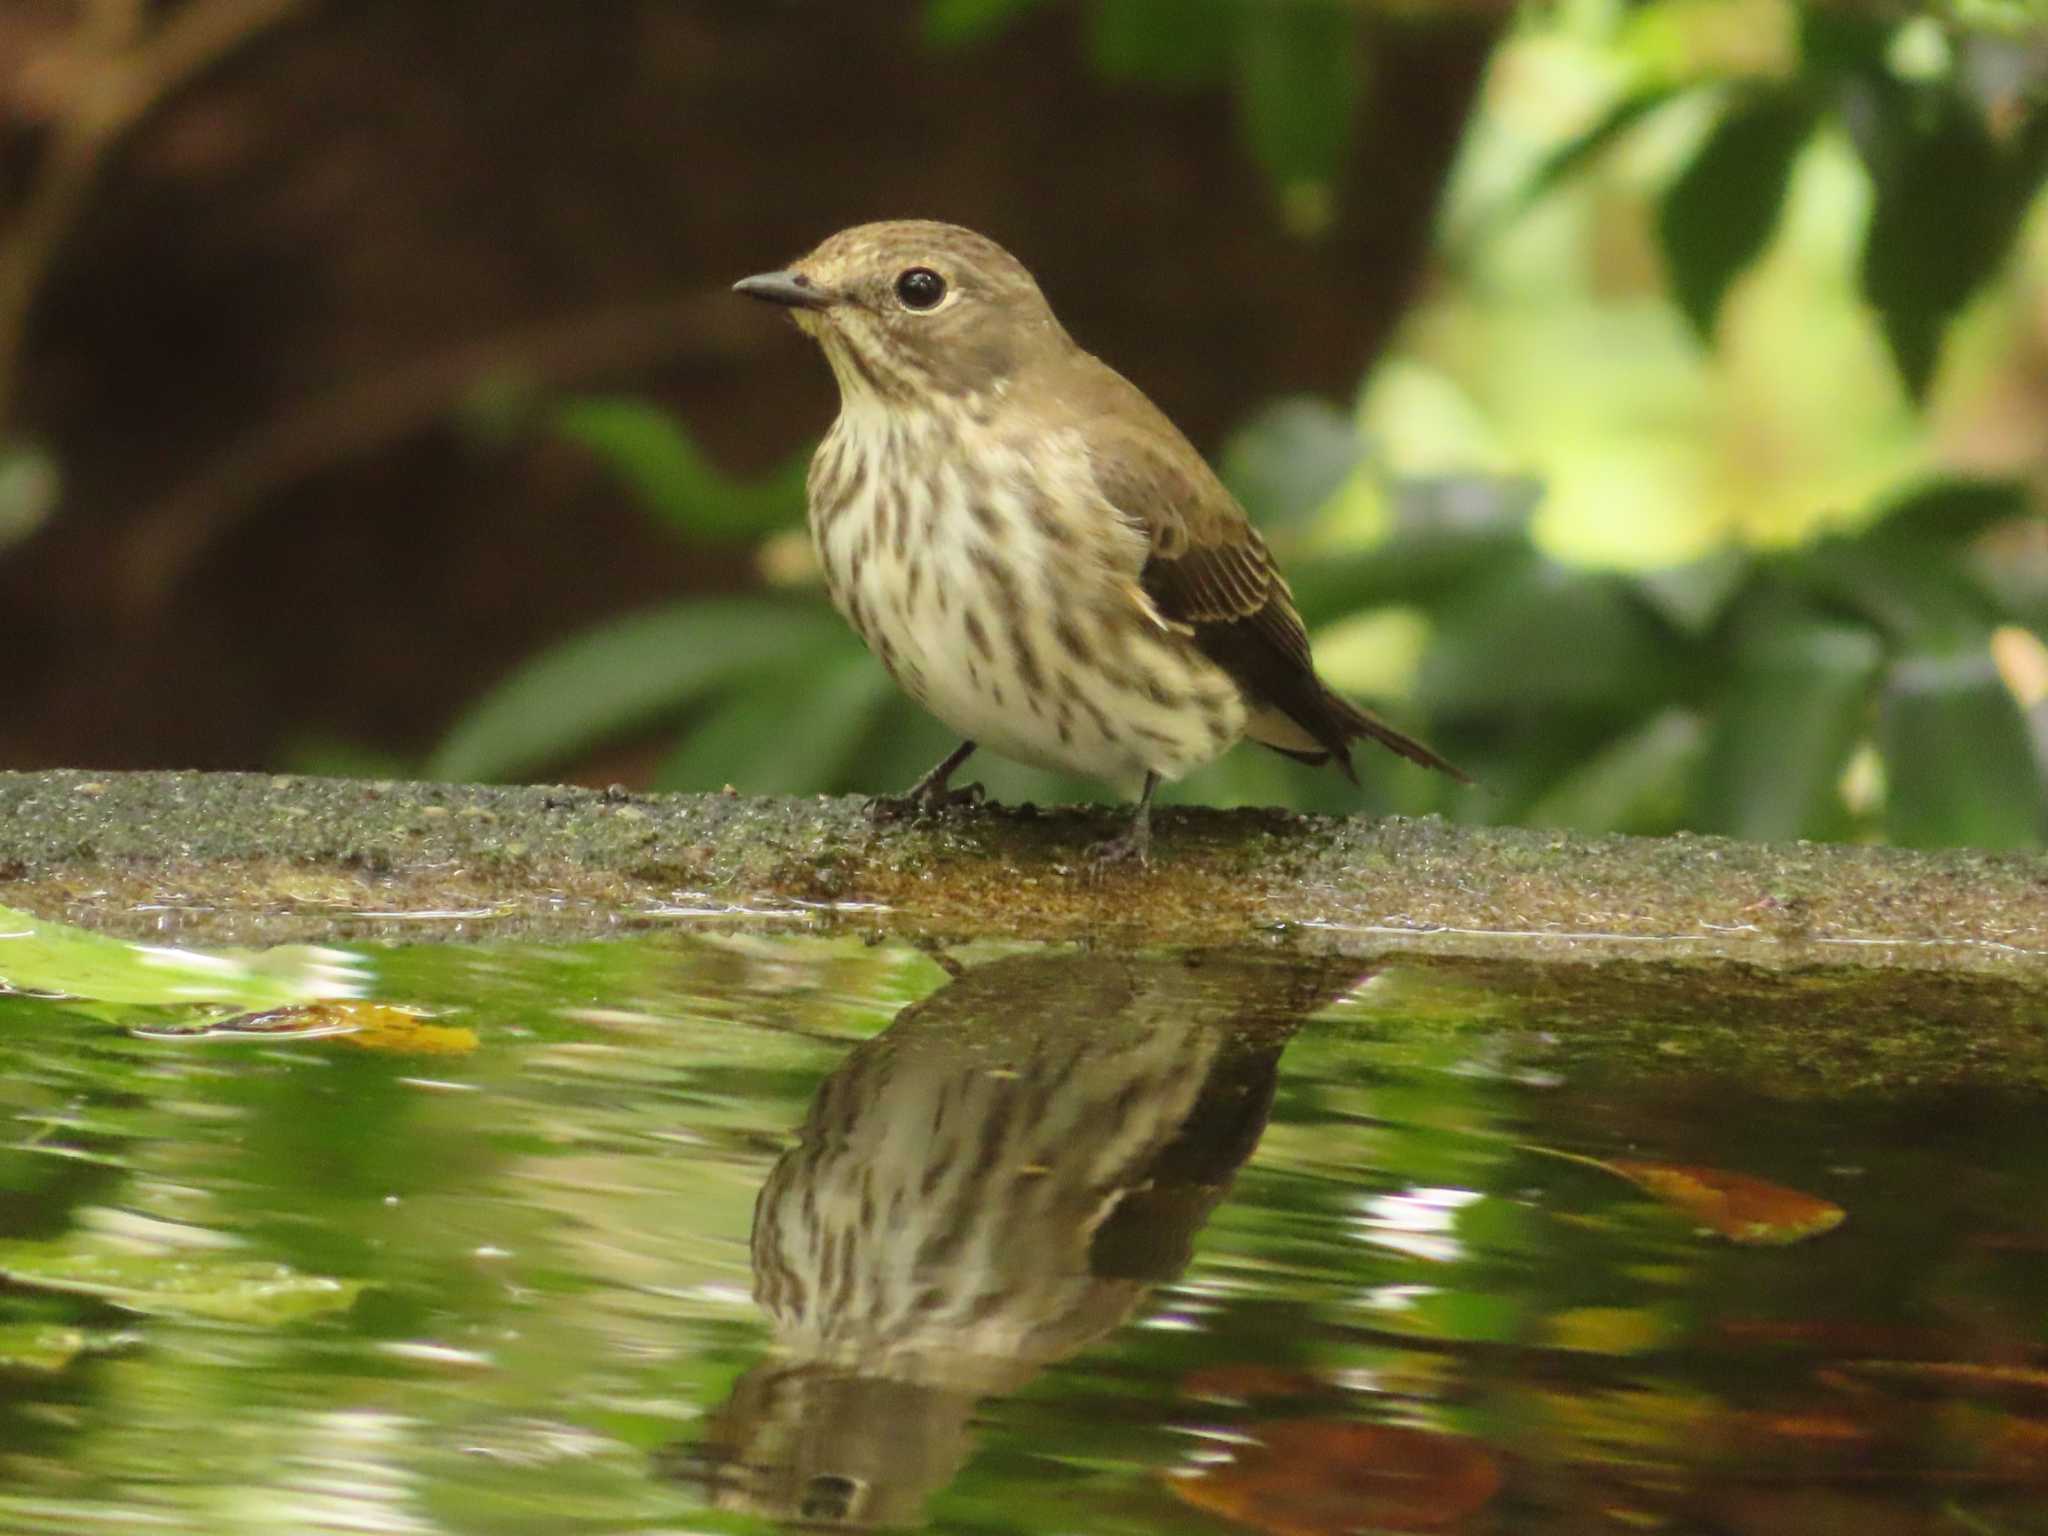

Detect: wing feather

[1073,377,1463,782]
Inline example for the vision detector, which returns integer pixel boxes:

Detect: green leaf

[1218,396,1362,529]
[1630,549,1755,636]
[1798,540,2004,652]
[1472,86,1684,249]
[1087,0,1235,85]
[922,0,1047,47]
[1289,477,1540,624]
[428,599,851,784]
[1420,562,1683,714]
[1858,87,2040,398]
[1659,90,1815,339]
[0,1242,364,1325]
[1878,648,2043,848]
[1859,476,2035,552]
[1691,613,1884,841]
[553,397,807,542]
[1235,0,1361,231]
[655,648,893,795]
[1524,708,1703,835]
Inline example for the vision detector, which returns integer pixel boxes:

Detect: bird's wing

[1078,384,1467,782]
[1081,407,1340,749]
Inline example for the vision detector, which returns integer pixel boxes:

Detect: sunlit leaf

[1603,1159,1847,1245]
[1691,610,1883,841]
[1659,89,1815,339]
[553,397,807,542]
[1166,1419,1501,1535]
[0,1243,364,1325]
[1878,648,2042,848]
[655,647,893,795]
[428,599,850,784]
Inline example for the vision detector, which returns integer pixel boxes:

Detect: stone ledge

[1,770,2043,979]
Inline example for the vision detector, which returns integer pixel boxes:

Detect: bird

[733,220,1464,864]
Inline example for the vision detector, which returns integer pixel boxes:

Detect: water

[0,931,2043,1534]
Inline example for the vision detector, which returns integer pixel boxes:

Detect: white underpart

[812,403,1248,797]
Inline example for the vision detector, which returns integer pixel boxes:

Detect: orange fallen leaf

[1167,1419,1500,1535]
[1601,1160,1844,1245]
[1521,1146,1844,1244]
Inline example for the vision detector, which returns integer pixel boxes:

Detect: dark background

[1,0,1492,772]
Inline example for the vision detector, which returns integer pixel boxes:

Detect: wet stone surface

[2,769,2046,978]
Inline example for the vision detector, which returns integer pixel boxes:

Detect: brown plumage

[735,220,1464,862]
[1079,386,1466,783]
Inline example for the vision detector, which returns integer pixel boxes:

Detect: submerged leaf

[0,1243,364,1325]
[136,1001,476,1056]
[1604,1159,1846,1245]
[1167,1419,1500,1535]
[0,1323,96,1374]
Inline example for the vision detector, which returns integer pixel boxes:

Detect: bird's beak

[732,270,833,310]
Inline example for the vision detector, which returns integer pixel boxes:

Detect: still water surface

[0,932,2043,1534]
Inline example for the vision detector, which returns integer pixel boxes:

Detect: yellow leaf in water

[160,1001,476,1055]
[1540,1305,1677,1355]
[1604,1160,1845,1245]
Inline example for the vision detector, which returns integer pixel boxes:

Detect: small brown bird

[735,220,1462,862]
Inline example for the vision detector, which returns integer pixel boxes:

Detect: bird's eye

[894,267,946,311]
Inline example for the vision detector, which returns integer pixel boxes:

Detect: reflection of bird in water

[669,948,1361,1527]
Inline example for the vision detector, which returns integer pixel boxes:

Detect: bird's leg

[1088,771,1160,872]
[870,739,982,821]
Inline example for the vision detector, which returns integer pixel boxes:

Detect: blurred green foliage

[437,0,2048,849]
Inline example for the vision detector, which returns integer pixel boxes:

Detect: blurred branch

[110,288,758,621]
[0,0,308,433]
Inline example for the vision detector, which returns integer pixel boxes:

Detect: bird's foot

[867,780,986,824]
[1085,821,1151,876]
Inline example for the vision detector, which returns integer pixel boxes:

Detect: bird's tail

[1326,692,1469,783]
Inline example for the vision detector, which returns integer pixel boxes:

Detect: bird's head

[734,220,1068,406]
